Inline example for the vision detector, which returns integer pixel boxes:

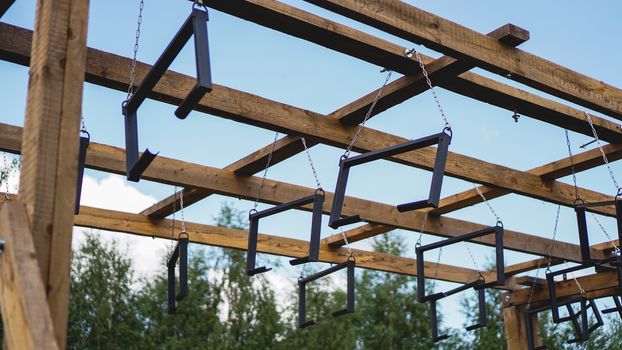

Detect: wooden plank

[325,144,622,247]
[504,305,541,350]
[73,205,519,290]
[504,270,619,307]
[305,0,622,119]
[0,201,59,350]
[0,122,608,263]
[140,23,530,218]
[0,24,617,216]
[16,0,90,347]
[201,0,622,143]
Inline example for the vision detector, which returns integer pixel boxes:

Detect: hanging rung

[298,260,355,328]
[329,130,451,229]
[74,135,90,214]
[574,197,622,262]
[167,236,189,314]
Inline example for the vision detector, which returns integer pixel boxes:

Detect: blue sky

[2,0,622,331]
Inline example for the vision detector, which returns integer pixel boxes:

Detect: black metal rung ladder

[246,190,325,276]
[167,236,189,314]
[328,130,451,229]
[297,260,355,328]
[122,8,212,182]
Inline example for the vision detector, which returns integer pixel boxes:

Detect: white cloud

[74,174,172,279]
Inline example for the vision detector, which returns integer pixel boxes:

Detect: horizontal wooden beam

[73,205,518,289]
[142,22,530,218]
[503,270,619,307]
[305,0,622,119]
[0,201,59,350]
[0,122,607,263]
[0,23,617,218]
[325,143,622,247]
[204,0,622,143]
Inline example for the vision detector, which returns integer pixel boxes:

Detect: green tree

[67,232,144,350]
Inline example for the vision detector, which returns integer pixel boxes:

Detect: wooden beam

[0,24,617,216]
[16,0,90,347]
[0,122,608,263]
[504,257,563,277]
[503,270,619,307]
[141,22,529,218]
[73,205,519,290]
[0,201,59,350]
[504,305,541,350]
[202,0,622,143]
[305,0,622,119]
[325,143,622,247]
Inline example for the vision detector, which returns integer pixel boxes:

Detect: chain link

[564,261,587,297]
[546,205,561,273]
[343,71,393,158]
[80,114,89,135]
[564,129,581,200]
[340,229,355,259]
[431,247,443,290]
[2,153,10,199]
[126,0,145,100]
[526,260,542,308]
[253,132,280,211]
[406,48,451,130]
[415,212,429,248]
[179,187,187,233]
[473,183,502,223]
[464,243,482,275]
[588,213,619,252]
[300,137,322,189]
[584,112,620,192]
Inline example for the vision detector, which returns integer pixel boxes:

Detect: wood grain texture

[16,0,89,347]
[306,0,622,118]
[0,201,59,350]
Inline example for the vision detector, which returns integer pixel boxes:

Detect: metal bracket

[328,130,451,229]
[246,191,325,275]
[74,134,90,214]
[416,225,505,302]
[122,8,212,182]
[298,260,355,328]
[602,296,622,319]
[0,0,15,19]
[574,198,622,262]
[167,236,189,314]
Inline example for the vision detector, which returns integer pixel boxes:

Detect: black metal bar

[122,109,158,182]
[575,200,616,208]
[328,130,452,228]
[465,286,487,331]
[545,262,596,323]
[574,197,620,263]
[290,193,325,266]
[429,300,449,342]
[251,195,316,220]
[602,296,622,319]
[0,0,15,18]
[167,236,189,314]
[175,9,213,119]
[526,298,590,349]
[416,225,504,302]
[246,215,271,276]
[298,260,355,328]
[441,280,481,299]
[74,135,89,214]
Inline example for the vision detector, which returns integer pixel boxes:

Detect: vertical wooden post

[504,305,542,350]
[17,0,90,347]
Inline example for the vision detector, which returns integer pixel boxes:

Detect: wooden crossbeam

[0,23,617,217]
[73,205,519,290]
[15,0,90,347]
[503,270,620,307]
[305,0,622,119]
[204,0,622,143]
[325,143,622,247]
[141,22,530,218]
[0,201,60,350]
[0,122,607,263]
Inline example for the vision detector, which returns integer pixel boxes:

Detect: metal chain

[340,229,355,258]
[585,112,620,192]
[464,243,482,276]
[343,71,393,158]
[80,115,89,134]
[300,137,322,189]
[473,183,502,223]
[431,247,443,290]
[406,48,451,130]
[564,261,587,297]
[253,132,280,211]
[564,129,580,200]
[526,260,542,308]
[126,0,145,100]
[546,205,562,273]
[588,213,620,252]
[415,212,429,248]
[179,187,187,233]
